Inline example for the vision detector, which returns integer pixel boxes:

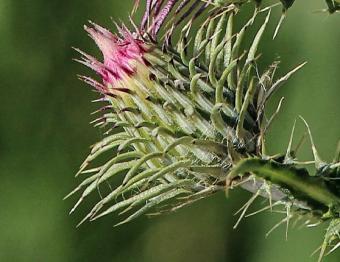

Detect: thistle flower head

[70,2,283,225]
[68,1,340,260]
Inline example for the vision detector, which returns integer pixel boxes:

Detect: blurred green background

[0,0,339,261]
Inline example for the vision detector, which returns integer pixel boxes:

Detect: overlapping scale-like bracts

[67,1,340,259]
[68,1,301,225]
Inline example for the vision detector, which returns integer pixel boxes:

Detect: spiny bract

[66,1,340,261]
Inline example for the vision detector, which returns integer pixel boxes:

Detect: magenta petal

[77,22,148,95]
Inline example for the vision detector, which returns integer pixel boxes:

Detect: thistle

[66,1,340,260]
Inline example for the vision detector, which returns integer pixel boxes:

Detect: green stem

[227,158,340,213]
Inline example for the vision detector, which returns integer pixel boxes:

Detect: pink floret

[77,22,147,94]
